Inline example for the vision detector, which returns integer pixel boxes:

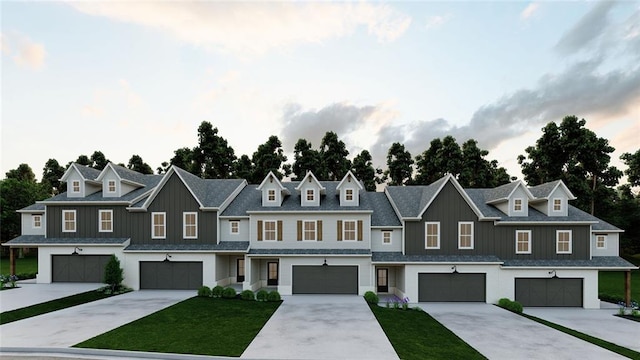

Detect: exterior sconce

[549,270,558,278]
[322,258,328,267]
[71,247,82,255]
[164,254,172,263]
[451,265,458,274]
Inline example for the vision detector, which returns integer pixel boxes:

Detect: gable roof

[336,170,364,191]
[60,163,101,184]
[257,171,287,192]
[529,180,577,200]
[295,171,326,194]
[485,180,534,204]
[96,162,147,187]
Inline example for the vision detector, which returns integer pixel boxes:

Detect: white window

[556,230,572,254]
[152,212,166,239]
[553,198,562,212]
[99,210,113,232]
[62,210,76,232]
[32,215,42,228]
[346,189,354,201]
[306,189,315,202]
[264,220,277,241]
[303,220,316,241]
[458,222,474,249]
[71,180,80,193]
[267,189,276,202]
[382,231,392,245]
[515,230,531,254]
[514,198,522,212]
[183,212,197,239]
[425,222,440,249]
[107,180,116,193]
[596,234,607,249]
[343,220,357,241]
[230,220,240,235]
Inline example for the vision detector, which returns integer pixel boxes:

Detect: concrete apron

[241,295,399,360]
[0,283,103,312]
[420,303,627,360]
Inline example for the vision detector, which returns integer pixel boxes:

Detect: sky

[2,1,639,184]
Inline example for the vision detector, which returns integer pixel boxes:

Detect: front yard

[599,255,640,302]
[0,255,38,277]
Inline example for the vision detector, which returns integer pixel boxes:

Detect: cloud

[1,32,46,70]
[425,14,451,30]
[69,2,411,57]
[520,3,540,20]
[554,1,616,55]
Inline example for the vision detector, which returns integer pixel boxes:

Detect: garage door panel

[418,273,486,302]
[140,262,203,290]
[52,255,111,283]
[515,278,582,307]
[292,266,357,294]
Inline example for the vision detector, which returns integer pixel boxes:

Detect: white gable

[295,171,325,207]
[336,171,363,206]
[257,171,287,207]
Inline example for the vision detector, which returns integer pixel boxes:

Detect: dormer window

[32,215,42,228]
[71,180,80,193]
[346,189,354,201]
[553,198,562,212]
[268,189,276,202]
[513,199,522,212]
[107,180,116,193]
[306,189,315,202]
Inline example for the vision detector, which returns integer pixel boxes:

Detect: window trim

[267,189,276,202]
[513,198,523,212]
[107,180,116,193]
[98,209,113,233]
[230,220,240,235]
[71,180,80,193]
[515,230,531,254]
[458,221,474,249]
[62,210,76,233]
[425,222,440,249]
[345,189,354,201]
[32,214,42,229]
[263,220,277,241]
[183,212,198,239]
[152,212,166,239]
[553,198,562,212]
[303,220,317,241]
[382,230,392,245]
[556,230,572,254]
[596,234,607,249]
[306,189,315,202]
[343,220,357,241]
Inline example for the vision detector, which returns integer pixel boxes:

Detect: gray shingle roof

[385,176,449,218]
[503,256,636,268]
[173,167,244,208]
[368,192,401,227]
[3,235,128,246]
[43,174,162,203]
[484,181,519,203]
[372,252,502,263]
[74,164,102,180]
[528,180,562,199]
[111,163,154,185]
[18,203,45,212]
[249,248,371,255]
[124,241,249,251]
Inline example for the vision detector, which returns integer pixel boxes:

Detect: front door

[267,262,278,286]
[237,258,245,283]
[377,268,388,293]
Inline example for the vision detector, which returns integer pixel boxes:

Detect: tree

[292,139,322,180]
[103,254,124,292]
[127,155,153,174]
[90,151,109,170]
[156,161,170,175]
[385,143,413,186]
[42,159,66,195]
[75,155,91,166]
[234,155,254,181]
[320,132,351,181]
[518,116,622,215]
[352,150,382,191]
[414,137,463,185]
[621,150,640,187]
[0,178,49,243]
[192,121,236,179]
[458,139,511,188]
[169,147,198,175]
[5,164,36,182]
[250,135,290,182]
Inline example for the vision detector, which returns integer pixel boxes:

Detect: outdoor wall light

[549,270,559,278]
[322,258,328,267]
[164,254,172,262]
[71,247,83,255]
[451,265,458,274]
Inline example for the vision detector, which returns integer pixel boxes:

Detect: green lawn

[599,255,640,302]
[75,297,281,357]
[0,290,113,325]
[0,256,38,276]
[369,304,486,360]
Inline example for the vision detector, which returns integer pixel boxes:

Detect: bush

[241,289,255,301]
[267,290,281,302]
[212,286,224,298]
[364,291,379,304]
[256,290,269,301]
[222,287,237,299]
[197,286,212,297]
[103,255,124,292]
[497,298,523,314]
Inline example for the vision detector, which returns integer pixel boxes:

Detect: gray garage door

[515,278,583,307]
[52,255,112,283]
[140,261,203,290]
[292,265,358,294]
[418,273,486,302]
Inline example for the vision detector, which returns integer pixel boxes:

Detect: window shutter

[317,220,323,241]
[357,220,363,241]
[257,220,263,241]
[337,220,343,241]
[297,221,302,241]
[277,220,283,241]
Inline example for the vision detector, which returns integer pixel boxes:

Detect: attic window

[346,189,354,201]
[267,189,276,202]
[306,189,315,201]
[107,180,116,193]
[553,198,562,212]
[71,180,80,193]
[513,199,522,212]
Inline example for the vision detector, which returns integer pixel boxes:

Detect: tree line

[1,115,639,253]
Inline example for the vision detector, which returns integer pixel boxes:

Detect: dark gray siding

[47,206,131,238]
[129,173,218,245]
[405,182,590,259]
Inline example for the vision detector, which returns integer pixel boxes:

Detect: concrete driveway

[0,282,103,312]
[0,290,193,348]
[420,303,626,360]
[241,295,399,360]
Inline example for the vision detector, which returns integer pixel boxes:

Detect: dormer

[96,163,145,198]
[336,170,364,206]
[486,180,534,217]
[295,171,325,207]
[60,163,101,198]
[530,180,576,217]
[257,171,289,207]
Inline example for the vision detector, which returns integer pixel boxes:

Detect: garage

[52,255,112,283]
[292,265,358,294]
[515,278,583,307]
[140,261,203,290]
[418,273,486,302]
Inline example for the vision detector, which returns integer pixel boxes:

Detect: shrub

[197,286,212,297]
[103,255,124,292]
[222,287,237,299]
[256,290,269,301]
[364,291,379,304]
[497,298,523,314]
[241,289,255,301]
[212,286,224,298]
[267,290,281,302]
